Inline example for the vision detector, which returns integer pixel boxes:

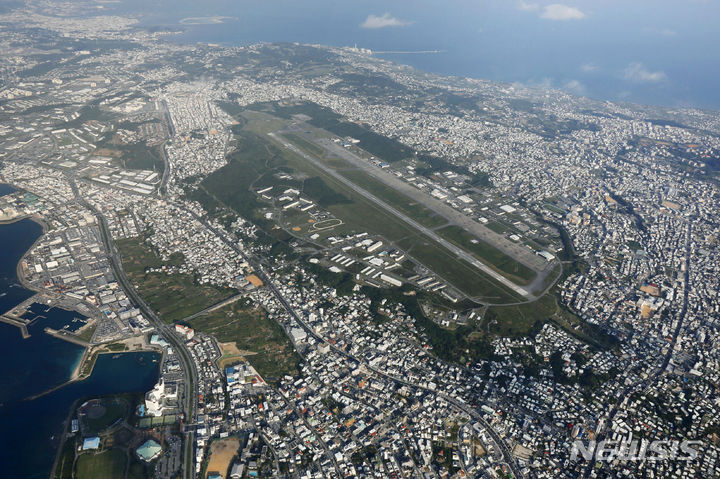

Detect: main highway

[183,205,527,479]
[70,178,199,479]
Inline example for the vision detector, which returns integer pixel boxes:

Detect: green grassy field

[437,225,537,285]
[396,236,523,303]
[193,113,527,304]
[282,132,326,157]
[191,129,352,225]
[75,449,127,479]
[117,237,237,322]
[84,398,128,434]
[485,220,510,234]
[247,101,414,162]
[77,322,97,342]
[126,462,148,479]
[118,143,164,172]
[187,302,300,383]
[484,293,557,337]
[335,168,448,229]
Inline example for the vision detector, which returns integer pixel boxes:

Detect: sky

[107,0,720,109]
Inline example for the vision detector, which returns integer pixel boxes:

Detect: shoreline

[0,203,95,380]
[0,183,161,404]
[24,341,163,402]
[0,203,95,400]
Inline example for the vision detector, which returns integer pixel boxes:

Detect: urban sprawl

[1,2,720,479]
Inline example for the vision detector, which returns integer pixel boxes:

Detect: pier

[0,292,50,339]
[0,313,30,338]
[44,327,91,347]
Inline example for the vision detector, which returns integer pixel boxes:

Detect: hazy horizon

[91,0,720,110]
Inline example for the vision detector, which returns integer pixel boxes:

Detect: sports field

[205,437,240,479]
[75,449,127,479]
[83,398,128,434]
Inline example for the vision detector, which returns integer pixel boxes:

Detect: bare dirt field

[206,437,240,478]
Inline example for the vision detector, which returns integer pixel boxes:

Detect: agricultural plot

[187,302,300,382]
[117,237,237,322]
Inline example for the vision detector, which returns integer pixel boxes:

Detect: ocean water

[21,302,91,333]
[0,183,15,196]
[0,216,160,479]
[100,0,720,110]
[0,216,42,315]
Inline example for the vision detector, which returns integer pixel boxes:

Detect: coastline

[25,336,163,401]
[1,207,95,381]
[0,184,162,405]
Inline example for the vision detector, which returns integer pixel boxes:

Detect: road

[269,132,535,301]
[177,292,247,323]
[72,179,198,479]
[184,206,526,479]
[582,222,692,477]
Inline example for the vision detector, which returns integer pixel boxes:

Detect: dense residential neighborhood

[0,2,719,479]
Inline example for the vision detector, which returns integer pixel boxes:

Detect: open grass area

[117,237,237,322]
[187,302,300,383]
[194,112,526,304]
[437,225,537,285]
[126,462,148,479]
[282,132,325,157]
[75,449,127,479]
[248,101,414,162]
[239,109,287,135]
[397,236,523,303]
[94,138,164,173]
[335,167,448,229]
[76,322,97,342]
[484,286,617,349]
[84,398,128,434]
[485,220,510,234]
[276,128,448,229]
[484,293,557,337]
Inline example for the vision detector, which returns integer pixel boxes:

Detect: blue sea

[0,206,160,479]
[102,0,720,110]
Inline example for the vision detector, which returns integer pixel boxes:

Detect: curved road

[74,183,198,479]
[184,206,526,479]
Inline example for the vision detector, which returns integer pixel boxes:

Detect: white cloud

[580,62,599,73]
[540,4,587,20]
[360,13,413,29]
[623,62,667,83]
[517,1,540,11]
[644,27,676,37]
[531,78,554,90]
[563,79,586,94]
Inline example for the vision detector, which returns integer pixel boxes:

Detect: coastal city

[0,1,719,479]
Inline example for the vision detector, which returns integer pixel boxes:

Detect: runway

[269,132,536,300]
